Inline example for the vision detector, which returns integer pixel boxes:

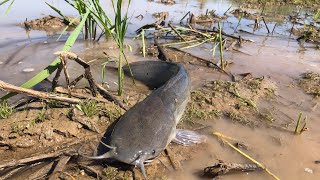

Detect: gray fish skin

[112,61,190,164]
[85,61,195,178]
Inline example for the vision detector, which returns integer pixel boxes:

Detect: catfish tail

[123,61,180,89]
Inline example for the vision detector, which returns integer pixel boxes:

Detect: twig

[52,63,63,91]
[164,148,181,170]
[213,132,280,180]
[55,51,98,97]
[168,23,187,41]
[93,81,128,111]
[0,166,25,179]
[48,155,71,180]
[54,87,112,104]
[197,28,254,42]
[218,21,225,70]
[262,17,270,34]
[271,23,277,35]
[0,148,76,169]
[27,162,55,180]
[204,161,262,177]
[77,163,108,179]
[70,74,84,87]
[59,54,72,98]
[180,11,190,23]
[294,112,302,134]
[154,33,171,62]
[0,80,81,104]
[167,47,229,75]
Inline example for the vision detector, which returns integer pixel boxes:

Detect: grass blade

[46,2,71,23]
[218,21,224,70]
[0,0,10,6]
[1,6,92,100]
[213,132,280,180]
[294,112,302,134]
[141,29,146,57]
[2,0,14,16]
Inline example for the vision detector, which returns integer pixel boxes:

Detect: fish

[82,61,206,178]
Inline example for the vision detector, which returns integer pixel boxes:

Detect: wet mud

[1,0,320,180]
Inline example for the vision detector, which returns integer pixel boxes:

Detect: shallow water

[0,0,320,180]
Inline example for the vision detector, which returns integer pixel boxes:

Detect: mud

[1,0,320,180]
[20,15,79,33]
[233,0,320,9]
[183,76,276,127]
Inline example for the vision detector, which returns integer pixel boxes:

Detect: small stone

[44,128,54,140]
[80,170,85,175]
[0,62,3,65]
[22,68,35,73]
[304,168,313,174]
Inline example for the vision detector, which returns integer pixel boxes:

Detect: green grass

[0,100,15,119]
[1,7,91,101]
[1,0,15,16]
[218,21,225,70]
[76,100,100,118]
[294,112,302,134]
[32,107,47,124]
[44,0,133,96]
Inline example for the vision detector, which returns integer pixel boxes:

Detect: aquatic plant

[0,0,15,15]
[1,8,91,100]
[76,100,100,118]
[0,100,15,119]
[218,21,225,70]
[47,0,133,95]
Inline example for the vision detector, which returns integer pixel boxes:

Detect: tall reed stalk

[218,21,225,70]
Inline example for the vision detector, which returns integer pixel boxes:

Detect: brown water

[0,0,320,180]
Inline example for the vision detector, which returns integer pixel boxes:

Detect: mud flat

[0,0,320,179]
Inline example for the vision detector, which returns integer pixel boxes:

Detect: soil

[20,15,79,33]
[233,0,320,9]
[1,0,320,180]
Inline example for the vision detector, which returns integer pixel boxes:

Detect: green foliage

[45,0,134,96]
[32,106,47,124]
[1,7,91,100]
[76,100,100,117]
[0,100,15,119]
[1,0,15,16]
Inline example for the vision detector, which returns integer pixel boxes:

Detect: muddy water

[1,0,320,180]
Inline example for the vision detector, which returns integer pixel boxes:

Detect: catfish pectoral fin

[172,129,207,146]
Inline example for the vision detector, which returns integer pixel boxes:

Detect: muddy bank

[1,0,320,179]
[20,15,79,33]
[233,0,320,8]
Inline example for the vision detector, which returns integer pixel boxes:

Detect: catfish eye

[151,150,156,155]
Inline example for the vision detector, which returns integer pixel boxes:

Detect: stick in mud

[0,80,82,104]
[0,148,76,170]
[262,17,270,34]
[48,155,71,180]
[203,161,262,178]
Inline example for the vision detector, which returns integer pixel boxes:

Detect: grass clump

[102,104,122,122]
[76,100,100,118]
[0,100,15,119]
[299,72,320,97]
[31,106,47,125]
[10,122,20,133]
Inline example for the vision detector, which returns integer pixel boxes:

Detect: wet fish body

[86,61,205,178]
